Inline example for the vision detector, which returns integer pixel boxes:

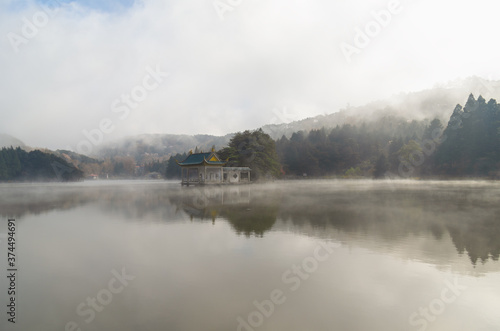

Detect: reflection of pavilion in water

[172,186,279,237]
[178,186,251,221]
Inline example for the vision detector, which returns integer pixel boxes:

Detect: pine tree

[220,129,281,180]
[165,153,185,179]
[0,152,7,180]
[433,96,500,177]
[422,118,443,142]
[373,154,388,179]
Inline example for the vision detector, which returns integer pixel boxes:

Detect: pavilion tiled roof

[178,152,226,166]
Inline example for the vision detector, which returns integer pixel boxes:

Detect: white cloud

[0,0,499,150]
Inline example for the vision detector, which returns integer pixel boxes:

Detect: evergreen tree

[373,154,388,179]
[398,140,423,165]
[165,153,185,179]
[422,118,444,142]
[0,153,7,180]
[0,147,83,182]
[387,137,404,172]
[433,95,500,177]
[219,129,281,180]
[3,147,21,178]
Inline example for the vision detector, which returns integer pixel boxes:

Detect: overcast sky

[1,0,499,151]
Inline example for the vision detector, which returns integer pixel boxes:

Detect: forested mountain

[2,78,499,181]
[0,147,83,182]
[92,76,499,164]
[36,94,500,181]
[262,76,500,140]
[275,94,500,179]
[275,117,433,178]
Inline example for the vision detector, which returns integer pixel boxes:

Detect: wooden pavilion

[178,149,251,185]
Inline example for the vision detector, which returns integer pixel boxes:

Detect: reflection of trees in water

[277,186,500,266]
[0,183,184,221]
[168,183,500,265]
[222,201,279,237]
[448,220,500,265]
[3,182,499,266]
[172,186,280,237]
[0,187,98,218]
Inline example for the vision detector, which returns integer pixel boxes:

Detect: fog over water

[0,180,499,331]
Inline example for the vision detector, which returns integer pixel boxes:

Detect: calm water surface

[0,180,499,331]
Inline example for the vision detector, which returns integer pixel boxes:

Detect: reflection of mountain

[0,185,97,218]
[172,181,500,267]
[0,182,184,220]
[1,181,499,268]
[273,182,500,267]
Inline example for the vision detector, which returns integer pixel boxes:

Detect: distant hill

[0,147,83,182]
[2,77,498,181]
[94,133,233,162]
[92,76,500,167]
[54,149,101,165]
[0,134,26,148]
[261,76,500,139]
[274,93,500,179]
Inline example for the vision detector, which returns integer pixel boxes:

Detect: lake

[0,180,499,331]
